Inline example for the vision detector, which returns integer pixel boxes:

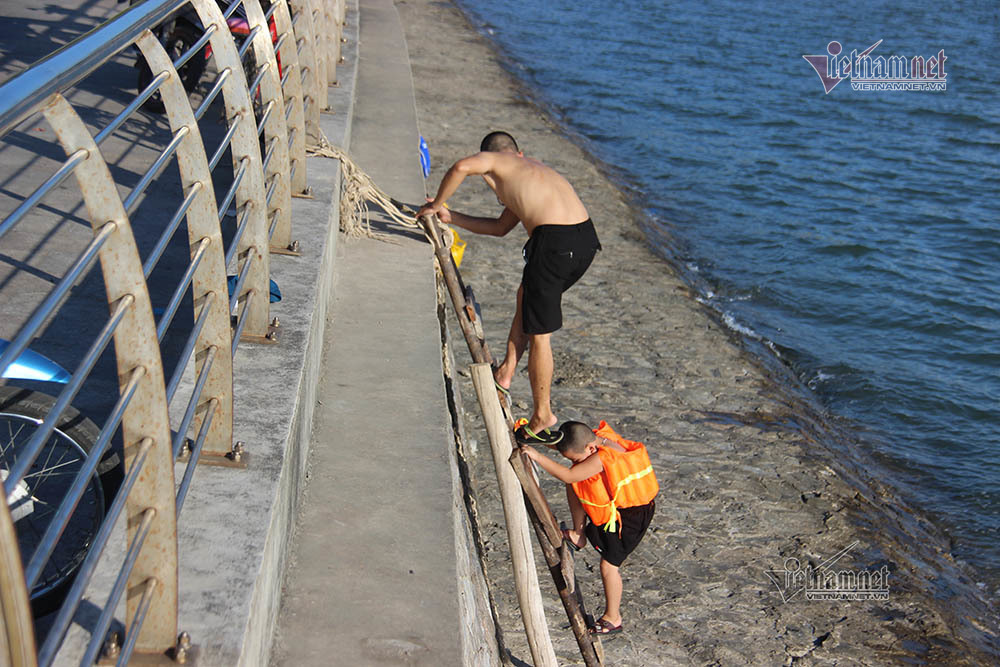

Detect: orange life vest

[572,421,659,532]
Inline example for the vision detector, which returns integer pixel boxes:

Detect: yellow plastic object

[450,227,466,267]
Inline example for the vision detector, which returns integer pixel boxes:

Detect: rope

[306,131,453,248]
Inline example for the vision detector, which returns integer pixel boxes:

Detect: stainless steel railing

[0,0,344,662]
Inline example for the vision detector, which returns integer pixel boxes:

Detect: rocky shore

[395,1,999,663]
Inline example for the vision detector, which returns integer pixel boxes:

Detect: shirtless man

[418,132,601,445]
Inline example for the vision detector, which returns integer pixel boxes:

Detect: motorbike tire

[137,24,207,113]
[0,386,124,616]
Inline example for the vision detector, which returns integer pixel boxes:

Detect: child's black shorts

[585,500,655,567]
[521,219,601,335]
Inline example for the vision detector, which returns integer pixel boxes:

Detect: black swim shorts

[521,219,601,335]
[584,500,655,567]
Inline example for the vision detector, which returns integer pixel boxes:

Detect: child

[522,420,658,635]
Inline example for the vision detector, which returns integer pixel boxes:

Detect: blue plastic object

[419,136,431,179]
[227,276,282,303]
[0,339,72,383]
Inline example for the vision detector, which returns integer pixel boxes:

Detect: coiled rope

[307,131,453,248]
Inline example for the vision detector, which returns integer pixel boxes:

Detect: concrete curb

[158,4,361,662]
[230,5,363,664]
[437,284,506,666]
[268,0,499,663]
[231,5,363,663]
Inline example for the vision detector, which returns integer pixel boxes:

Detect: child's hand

[521,445,540,461]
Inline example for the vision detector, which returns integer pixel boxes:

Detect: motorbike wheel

[137,24,207,113]
[0,387,123,616]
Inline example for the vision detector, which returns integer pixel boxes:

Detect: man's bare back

[418,149,589,235]
[480,152,589,233]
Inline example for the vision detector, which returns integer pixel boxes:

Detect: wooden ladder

[420,215,604,667]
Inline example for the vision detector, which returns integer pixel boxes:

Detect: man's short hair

[557,421,594,455]
[480,131,519,153]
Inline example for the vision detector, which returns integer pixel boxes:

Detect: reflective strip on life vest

[579,464,655,533]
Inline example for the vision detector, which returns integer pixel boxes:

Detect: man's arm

[417,152,495,219]
[523,446,603,484]
[447,206,520,237]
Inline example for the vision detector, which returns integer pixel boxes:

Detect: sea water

[454,0,1000,594]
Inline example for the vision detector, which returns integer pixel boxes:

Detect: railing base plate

[98,645,199,665]
[193,451,250,468]
[270,243,302,256]
[240,332,279,345]
[179,440,250,468]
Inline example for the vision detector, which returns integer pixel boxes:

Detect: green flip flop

[514,423,563,446]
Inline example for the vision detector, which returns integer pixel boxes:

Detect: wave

[815,243,878,257]
[906,107,1000,129]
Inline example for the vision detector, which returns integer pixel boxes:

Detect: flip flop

[561,528,585,552]
[494,380,511,400]
[588,618,623,636]
[514,423,563,446]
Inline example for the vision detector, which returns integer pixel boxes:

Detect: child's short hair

[480,131,519,153]
[557,421,594,455]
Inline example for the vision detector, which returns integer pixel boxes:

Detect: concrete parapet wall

[202,5,361,663]
[53,5,361,664]
[49,1,501,662]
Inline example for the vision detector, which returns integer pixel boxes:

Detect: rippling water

[454,0,1000,590]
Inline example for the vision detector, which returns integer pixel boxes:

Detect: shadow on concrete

[362,202,431,244]
[0,0,115,83]
[0,62,241,502]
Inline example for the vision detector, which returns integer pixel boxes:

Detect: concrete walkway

[270,1,468,664]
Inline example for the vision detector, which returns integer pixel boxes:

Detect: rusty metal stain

[305,0,328,110]
[323,0,344,86]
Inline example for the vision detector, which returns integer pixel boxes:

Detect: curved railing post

[308,0,329,111]
[271,0,309,194]
[323,0,339,86]
[288,0,322,143]
[189,0,271,341]
[242,0,296,253]
[0,502,36,667]
[135,31,235,460]
[43,94,178,656]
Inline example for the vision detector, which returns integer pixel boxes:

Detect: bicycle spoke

[35,438,63,492]
[2,393,110,603]
[1,418,29,460]
[26,446,82,486]
[24,463,86,480]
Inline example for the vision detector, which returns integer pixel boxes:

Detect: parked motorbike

[1,341,123,616]
[128,0,279,113]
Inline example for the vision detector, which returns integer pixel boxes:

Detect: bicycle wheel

[0,387,123,616]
